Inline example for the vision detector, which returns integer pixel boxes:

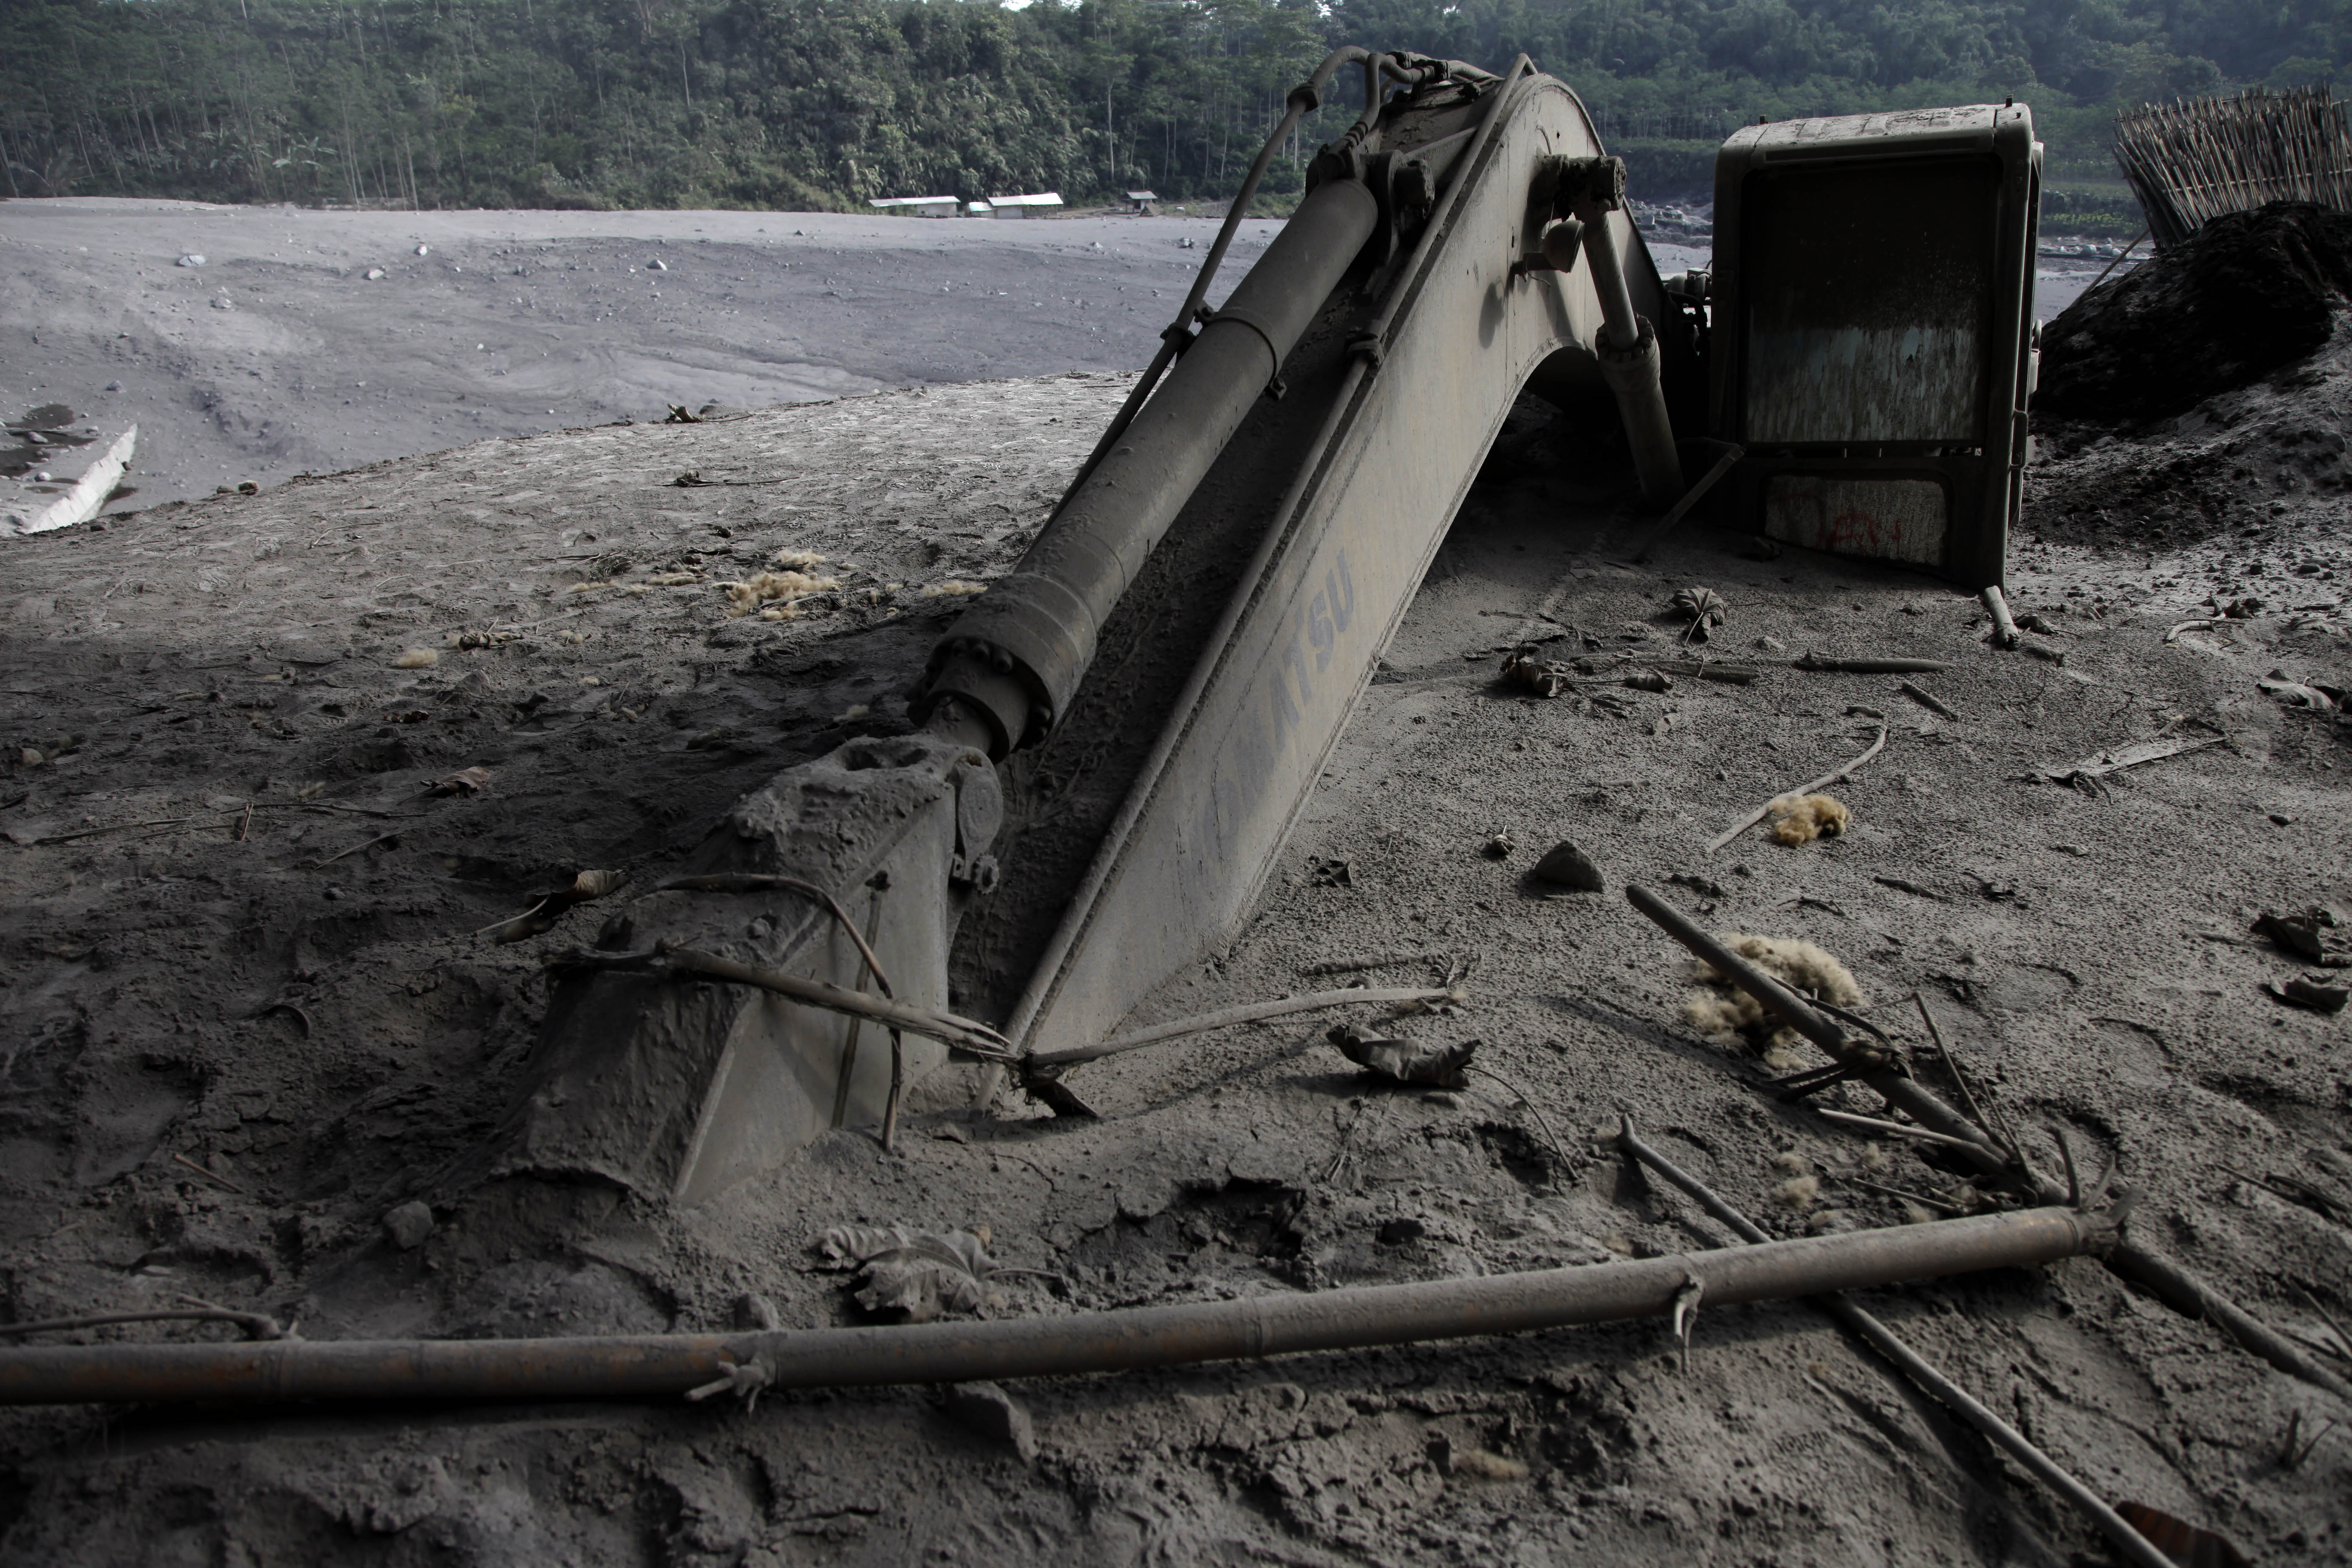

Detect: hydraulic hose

[0,1207,2103,1405]
[1049,45,1377,518]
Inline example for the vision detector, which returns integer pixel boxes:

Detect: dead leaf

[1671,585,1727,643]
[1501,645,1576,697]
[815,1225,1007,1323]
[429,766,493,796]
[1328,1023,1475,1088]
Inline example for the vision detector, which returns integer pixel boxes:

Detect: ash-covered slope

[2028,201,2352,553]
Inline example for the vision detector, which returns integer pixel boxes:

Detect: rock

[2039,201,2352,425]
[210,297,233,310]
[1377,1217,1426,1245]
[941,1381,1037,1461]
[382,1200,435,1250]
[647,258,668,271]
[2274,978,2349,1014]
[1532,840,1604,891]
[364,268,386,281]
[175,253,204,267]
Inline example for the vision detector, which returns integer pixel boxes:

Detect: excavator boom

[499,53,1720,1198]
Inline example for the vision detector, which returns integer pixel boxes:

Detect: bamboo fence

[2113,85,2352,248]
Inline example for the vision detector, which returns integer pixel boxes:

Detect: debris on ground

[2112,1502,2252,1568]
[2272,978,2349,1013]
[2030,734,2225,791]
[1530,839,1604,890]
[1501,643,1576,696]
[1328,1023,1475,1088]
[426,765,493,795]
[478,868,626,943]
[1766,792,1850,845]
[721,565,841,619]
[941,1382,1039,1461]
[1684,934,1865,1060]
[2253,908,2350,966]
[1671,585,1727,643]
[815,1225,1019,1323]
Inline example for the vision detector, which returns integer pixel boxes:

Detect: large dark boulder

[2037,201,2352,425]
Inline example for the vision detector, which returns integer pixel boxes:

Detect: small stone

[2269,812,2294,826]
[1532,841,1603,891]
[1480,833,1514,860]
[941,1382,1037,1461]
[1377,1217,1426,1245]
[383,1201,435,1250]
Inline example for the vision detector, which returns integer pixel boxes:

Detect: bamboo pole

[0,1208,2106,1406]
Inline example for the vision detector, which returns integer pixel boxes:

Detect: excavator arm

[495,53,1742,1199]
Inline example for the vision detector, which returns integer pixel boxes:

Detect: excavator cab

[1707,106,2042,589]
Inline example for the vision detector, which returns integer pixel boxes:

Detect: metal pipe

[1614,1120,2170,1568]
[920,174,1384,754]
[1624,882,2352,1404]
[1576,202,1684,512]
[0,1208,2103,1406]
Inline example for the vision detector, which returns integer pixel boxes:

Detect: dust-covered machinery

[497,51,2041,1202]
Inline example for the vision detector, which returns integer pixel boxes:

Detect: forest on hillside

[2,0,2345,225]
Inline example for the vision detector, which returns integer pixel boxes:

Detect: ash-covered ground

[0,199,1282,510]
[0,202,2345,1566]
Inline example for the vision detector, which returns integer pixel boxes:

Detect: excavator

[497,49,2044,1204]
[23,50,2350,1445]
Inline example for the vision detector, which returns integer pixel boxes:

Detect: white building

[868,196,959,218]
[986,193,1065,218]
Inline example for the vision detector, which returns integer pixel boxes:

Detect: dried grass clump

[1767,792,1851,845]
[772,548,826,570]
[722,567,840,619]
[1776,1175,1822,1210]
[1682,933,1864,1050]
[920,579,988,598]
[1451,1448,1529,1481]
[391,647,438,669]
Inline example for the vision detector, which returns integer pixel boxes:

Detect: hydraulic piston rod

[916,174,1383,758]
